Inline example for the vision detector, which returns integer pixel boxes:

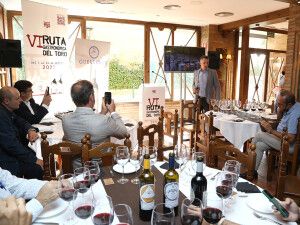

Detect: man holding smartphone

[14,80,51,124]
[273,198,300,223]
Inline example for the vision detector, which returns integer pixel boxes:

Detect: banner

[75,38,110,68]
[22,0,68,94]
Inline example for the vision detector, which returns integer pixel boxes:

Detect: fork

[210,172,220,180]
[253,212,283,225]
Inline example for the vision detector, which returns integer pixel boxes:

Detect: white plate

[38,198,68,219]
[113,163,140,174]
[247,194,273,214]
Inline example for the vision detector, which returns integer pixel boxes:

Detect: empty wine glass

[147,146,157,167]
[116,146,130,184]
[73,187,95,222]
[114,204,133,225]
[151,203,175,225]
[91,195,114,225]
[130,147,143,184]
[203,196,223,225]
[84,161,100,186]
[181,198,203,225]
[175,144,187,172]
[74,167,91,193]
[210,99,216,111]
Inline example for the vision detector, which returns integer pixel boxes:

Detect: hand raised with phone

[41,86,52,106]
[104,92,116,113]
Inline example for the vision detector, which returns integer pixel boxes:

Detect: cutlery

[210,171,220,180]
[253,212,283,225]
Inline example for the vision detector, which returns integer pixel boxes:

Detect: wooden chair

[180,100,196,149]
[160,106,179,148]
[210,135,257,181]
[81,133,132,166]
[194,112,231,166]
[276,131,300,203]
[137,115,164,161]
[267,118,300,181]
[41,133,83,180]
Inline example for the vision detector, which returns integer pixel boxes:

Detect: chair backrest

[137,116,164,161]
[194,112,214,148]
[160,106,179,146]
[41,133,82,180]
[210,135,256,181]
[290,117,300,175]
[180,100,196,125]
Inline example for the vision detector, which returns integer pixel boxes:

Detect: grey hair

[70,80,94,107]
[0,87,14,104]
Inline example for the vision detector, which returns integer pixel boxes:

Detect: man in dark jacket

[14,80,51,124]
[0,86,43,179]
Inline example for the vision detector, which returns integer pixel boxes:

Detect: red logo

[57,15,65,25]
[43,21,50,28]
[152,90,156,93]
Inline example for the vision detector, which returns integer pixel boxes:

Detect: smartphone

[104,92,112,105]
[262,189,289,218]
[45,86,50,95]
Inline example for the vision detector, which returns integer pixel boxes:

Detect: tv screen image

[164,46,205,72]
[0,39,22,68]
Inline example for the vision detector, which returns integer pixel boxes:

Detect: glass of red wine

[74,167,91,193]
[181,198,203,225]
[114,204,133,225]
[116,146,130,184]
[84,161,101,186]
[91,195,114,225]
[58,173,77,224]
[151,203,175,225]
[203,197,223,225]
[73,187,95,222]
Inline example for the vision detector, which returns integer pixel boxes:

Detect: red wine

[191,156,207,206]
[216,185,232,199]
[59,189,75,202]
[86,174,99,185]
[75,205,94,219]
[181,215,202,225]
[92,213,114,225]
[203,207,222,224]
[75,180,90,192]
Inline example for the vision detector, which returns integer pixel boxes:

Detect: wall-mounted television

[0,39,22,68]
[164,46,205,73]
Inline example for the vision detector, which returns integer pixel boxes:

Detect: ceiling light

[163,5,181,10]
[95,0,118,4]
[214,12,234,17]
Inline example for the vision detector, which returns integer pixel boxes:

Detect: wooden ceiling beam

[251,26,288,35]
[219,8,289,31]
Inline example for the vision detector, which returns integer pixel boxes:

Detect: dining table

[33,160,296,225]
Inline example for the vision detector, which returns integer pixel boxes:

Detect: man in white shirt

[0,167,58,222]
[14,80,51,124]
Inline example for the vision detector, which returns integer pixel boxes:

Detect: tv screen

[0,39,22,68]
[164,46,205,72]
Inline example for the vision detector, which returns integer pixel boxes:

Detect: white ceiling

[0,0,290,26]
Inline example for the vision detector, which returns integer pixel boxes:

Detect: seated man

[252,89,300,173]
[0,86,43,179]
[0,167,58,222]
[14,80,51,124]
[62,80,128,145]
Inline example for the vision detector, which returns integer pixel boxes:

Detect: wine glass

[181,198,203,225]
[235,100,241,110]
[58,173,76,224]
[151,203,175,225]
[73,187,95,222]
[210,99,216,111]
[91,195,114,225]
[130,147,143,184]
[175,144,187,172]
[84,161,101,186]
[116,146,130,184]
[114,204,133,225]
[203,196,223,225]
[147,146,157,167]
[223,160,241,176]
[74,167,91,193]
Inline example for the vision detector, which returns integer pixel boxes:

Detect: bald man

[0,86,43,179]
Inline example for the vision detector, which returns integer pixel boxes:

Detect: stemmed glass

[148,146,157,167]
[181,198,203,225]
[151,203,175,225]
[116,146,130,184]
[114,204,133,225]
[203,196,223,225]
[91,195,114,225]
[84,161,101,186]
[210,99,216,111]
[223,160,241,176]
[130,147,143,184]
[58,173,76,224]
[74,167,91,193]
[73,187,95,222]
[175,144,187,172]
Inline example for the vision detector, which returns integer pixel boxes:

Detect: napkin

[236,182,261,193]
[28,137,43,160]
[160,161,180,170]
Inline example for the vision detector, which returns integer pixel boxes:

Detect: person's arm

[26,99,48,124]
[273,198,299,222]
[192,70,199,94]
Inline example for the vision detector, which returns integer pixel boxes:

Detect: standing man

[14,80,51,124]
[192,55,221,112]
[0,87,43,179]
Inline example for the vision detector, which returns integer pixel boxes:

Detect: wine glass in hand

[114,204,133,225]
[181,198,203,225]
[116,146,130,184]
[92,195,114,225]
[73,188,95,222]
[74,167,91,193]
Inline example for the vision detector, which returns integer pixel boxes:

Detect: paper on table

[28,137,43,160]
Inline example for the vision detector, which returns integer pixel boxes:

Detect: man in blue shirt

[253,90,300,174]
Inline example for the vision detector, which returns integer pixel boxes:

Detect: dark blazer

[0,105,37,175]
[14,98,48,124]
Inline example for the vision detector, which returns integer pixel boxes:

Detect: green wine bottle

[163,152,179,216]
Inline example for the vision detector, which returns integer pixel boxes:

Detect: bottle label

[140,184,155,210]
[164,182,179,208]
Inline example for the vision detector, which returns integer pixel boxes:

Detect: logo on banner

[89,46,99,59]
[146,98,161,118]
[57,14,65,25]
[43,21,50,28]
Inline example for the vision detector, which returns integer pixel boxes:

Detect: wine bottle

[191,155,207,207]
[163,152,179,216]
[139,152,155,221]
